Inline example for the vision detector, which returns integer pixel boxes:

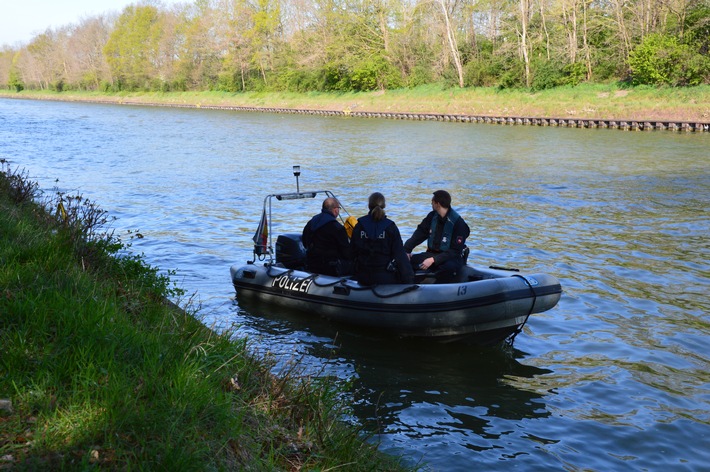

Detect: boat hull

[231,263,562,344]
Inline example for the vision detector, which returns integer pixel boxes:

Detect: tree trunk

[583,0,592,80]
[520,0,531,87]
[612,0,631,60]
[560,0,577,63]
[540,0,551,60]
[438,0,464,88]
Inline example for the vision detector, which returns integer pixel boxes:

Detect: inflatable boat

[230,181,561,345]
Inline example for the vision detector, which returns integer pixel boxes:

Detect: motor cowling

[275,233,306,270]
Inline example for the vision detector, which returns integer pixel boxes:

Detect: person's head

[368,192,386,221]
[432,190,452,209]
[322,197,341,216]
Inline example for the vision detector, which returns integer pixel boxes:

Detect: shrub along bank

[0,163,408,470]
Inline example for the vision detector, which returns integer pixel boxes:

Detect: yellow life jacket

[344,215,358,238]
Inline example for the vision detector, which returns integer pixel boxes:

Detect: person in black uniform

[350,192,414,285]
[302,197,352,276]
[404,190,470,283]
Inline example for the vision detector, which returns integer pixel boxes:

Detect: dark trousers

[355,270,399,286]
[307,258,353,277]
[410,252,462,284]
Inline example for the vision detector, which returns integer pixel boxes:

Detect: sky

[0,0,183,47]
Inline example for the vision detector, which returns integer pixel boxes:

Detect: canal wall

[162,103,710,133]
[5,94,709,132]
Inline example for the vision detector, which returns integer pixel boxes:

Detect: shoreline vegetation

[0,164,409,470]
[2,84,709,124]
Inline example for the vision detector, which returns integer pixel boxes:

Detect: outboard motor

[275,233,306,270]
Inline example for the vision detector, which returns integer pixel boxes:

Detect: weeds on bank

[0,162,408,470]
[4,84,709,121]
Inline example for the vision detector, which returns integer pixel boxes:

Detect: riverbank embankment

[0,165,407,470]
[2,84,708,132]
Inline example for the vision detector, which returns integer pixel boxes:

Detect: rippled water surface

[2,98,709,471]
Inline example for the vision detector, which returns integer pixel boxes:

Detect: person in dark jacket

[302,197,352,276]
[404,190,470,283]
[350,192,414,285]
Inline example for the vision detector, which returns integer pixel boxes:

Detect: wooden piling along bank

[167,103,709,133]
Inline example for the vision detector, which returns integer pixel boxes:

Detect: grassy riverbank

[0,165,408,470]
[2,84,709,122]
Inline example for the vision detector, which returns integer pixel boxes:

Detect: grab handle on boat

[489,265,520,272]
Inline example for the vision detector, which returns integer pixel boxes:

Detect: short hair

[322,197,339,211]
[432,190,451,208]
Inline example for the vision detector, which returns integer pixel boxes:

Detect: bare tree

[24,30,66,89]
[539,0,552,60]
[611,0,632,60]
[519,0,531,87]
[438,0,465,87]
[65,15,112,89]
[582,0,591,79]
[561,0,579,63]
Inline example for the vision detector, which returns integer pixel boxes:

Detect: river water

[1,97,709,471]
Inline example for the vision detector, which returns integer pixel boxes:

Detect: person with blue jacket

[350,192,414,285]
[404,190,470,283]
[302,197,352,276]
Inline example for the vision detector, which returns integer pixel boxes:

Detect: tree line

[1,0,708,94]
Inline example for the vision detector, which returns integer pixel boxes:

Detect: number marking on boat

[523,276,539,286]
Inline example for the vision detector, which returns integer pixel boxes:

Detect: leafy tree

[628,33,708,85]
[175,2,227,91]
[5,0,710,92]
[103,5,164,90]
[351,54,403,91]
[683,1,709,53]
[8,53,24,91]
[530,59,565,91]
[246,0,282,86]
[463,44,506,87]
[0,49,13,89]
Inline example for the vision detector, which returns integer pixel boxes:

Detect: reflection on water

[235,298,553,469]
[2,98,710,471]
[350,342,553,468]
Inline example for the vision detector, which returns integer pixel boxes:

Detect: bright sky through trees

[0,0,183,46]
[2,0,707,91]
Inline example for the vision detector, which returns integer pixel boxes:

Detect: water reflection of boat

[230,177,561,345]
[234,298,554,469]
[235,296,553,419]
[347,339,554,469]
[347,337,553,422]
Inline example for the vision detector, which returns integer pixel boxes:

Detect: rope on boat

[508,274,537,344]
[326,278,420,297]
[311,276,350,287]
[369,284,420,298]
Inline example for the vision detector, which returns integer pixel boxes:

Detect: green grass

[2,83,709,122]
[0,164,410,470]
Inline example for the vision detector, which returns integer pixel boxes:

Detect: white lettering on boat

[272,274,314,293]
